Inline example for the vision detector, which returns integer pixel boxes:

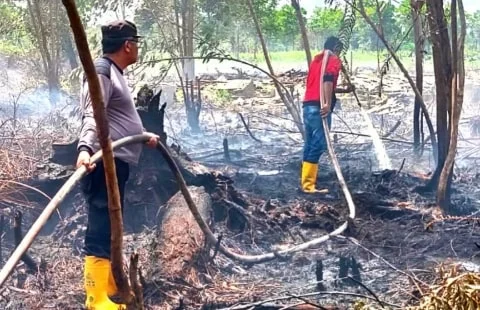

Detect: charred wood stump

[137,89,167,145]
[11,211,38,289]
[315,259,325,291]
[157,186,212,281]
[223,138,231,162]
[335,255,362,288]
[50,86,167,168]
[0,215,4,264]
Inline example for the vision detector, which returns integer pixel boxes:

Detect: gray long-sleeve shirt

[77,58,144,165]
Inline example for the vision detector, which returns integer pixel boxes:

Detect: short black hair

[102,39,126,54]
[324,36,343,53]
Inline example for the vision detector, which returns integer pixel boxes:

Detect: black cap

[101,20,142,41]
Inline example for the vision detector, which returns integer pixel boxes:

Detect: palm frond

[337,0,357,58]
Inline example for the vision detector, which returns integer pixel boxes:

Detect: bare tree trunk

[26,0,48,77]
[437,0,466,212]
[245,0,304,138]
[27,0,60,106]
[171,0,188,107]
[375,0,385,74]
[33,1,59,101]
[291,0,312,66]
[425,0,453,190]
[181,0,201,132]
[411,0,425,155]
[62,0,142,308]
[61,15,78,70]
[246,0,275,81]
[236,24,240,58]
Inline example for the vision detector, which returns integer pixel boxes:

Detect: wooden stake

[13,211,37,272]
[61,0,135,306]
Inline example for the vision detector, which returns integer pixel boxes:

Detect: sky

[280,0,480,16]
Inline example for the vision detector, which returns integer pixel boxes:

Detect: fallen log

[157,186,211,280]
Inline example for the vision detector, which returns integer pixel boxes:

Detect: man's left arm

[335,64,355,94]
[335,86,355,94]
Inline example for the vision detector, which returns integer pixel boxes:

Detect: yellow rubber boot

[301,162,328,194]
[84,256,126,310]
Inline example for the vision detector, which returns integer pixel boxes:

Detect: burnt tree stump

[25,86,216,237]
[50,87,167,167]
[157,186,212,281]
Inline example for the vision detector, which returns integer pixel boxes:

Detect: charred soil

[1,73,480,309]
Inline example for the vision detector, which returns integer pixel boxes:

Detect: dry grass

[0,149,36,193]
[407,264,480,310]
[0,109,77,208]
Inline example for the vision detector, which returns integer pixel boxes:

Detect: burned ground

[0,69,479,309]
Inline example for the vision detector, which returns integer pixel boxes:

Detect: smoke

[0,81,78,121]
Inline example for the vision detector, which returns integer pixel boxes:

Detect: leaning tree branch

[244,0,302,135]
[61,0,136,306]
[345,0,438,163]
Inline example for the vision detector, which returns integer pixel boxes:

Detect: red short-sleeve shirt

[303,52,342,102]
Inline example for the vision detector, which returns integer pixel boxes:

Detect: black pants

[81,158,129,259]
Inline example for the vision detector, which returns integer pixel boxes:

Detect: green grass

[0,40,30,56]
[238,49,415,66]
[237,48,480,70]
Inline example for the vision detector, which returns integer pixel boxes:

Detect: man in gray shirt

[76,20,157,310]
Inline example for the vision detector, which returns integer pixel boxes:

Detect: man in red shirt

[301,36,354,193]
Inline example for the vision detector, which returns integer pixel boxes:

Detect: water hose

[0,130,357,287]
[319,50,357,220]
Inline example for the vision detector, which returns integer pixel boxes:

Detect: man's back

[303,52,342,103]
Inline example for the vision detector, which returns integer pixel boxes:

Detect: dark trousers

[81,158,129,259]
[303,105,332,163]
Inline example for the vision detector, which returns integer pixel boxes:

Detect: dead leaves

[408,264,480,310]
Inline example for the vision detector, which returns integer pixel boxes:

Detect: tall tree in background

[467,11,480,49]
[246,0,304,137]
[178,0,201,132]
[139,0,201,131]
[411,0,426,155]
[424,0,452,195]
[436,0,466,212]
[60,14,79,71]
[308,7,343,50]
[0,2,33,55]
[291,0,312,66]
[197,0,250,56]
[26,0,62,106]
[275,5,301,50]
